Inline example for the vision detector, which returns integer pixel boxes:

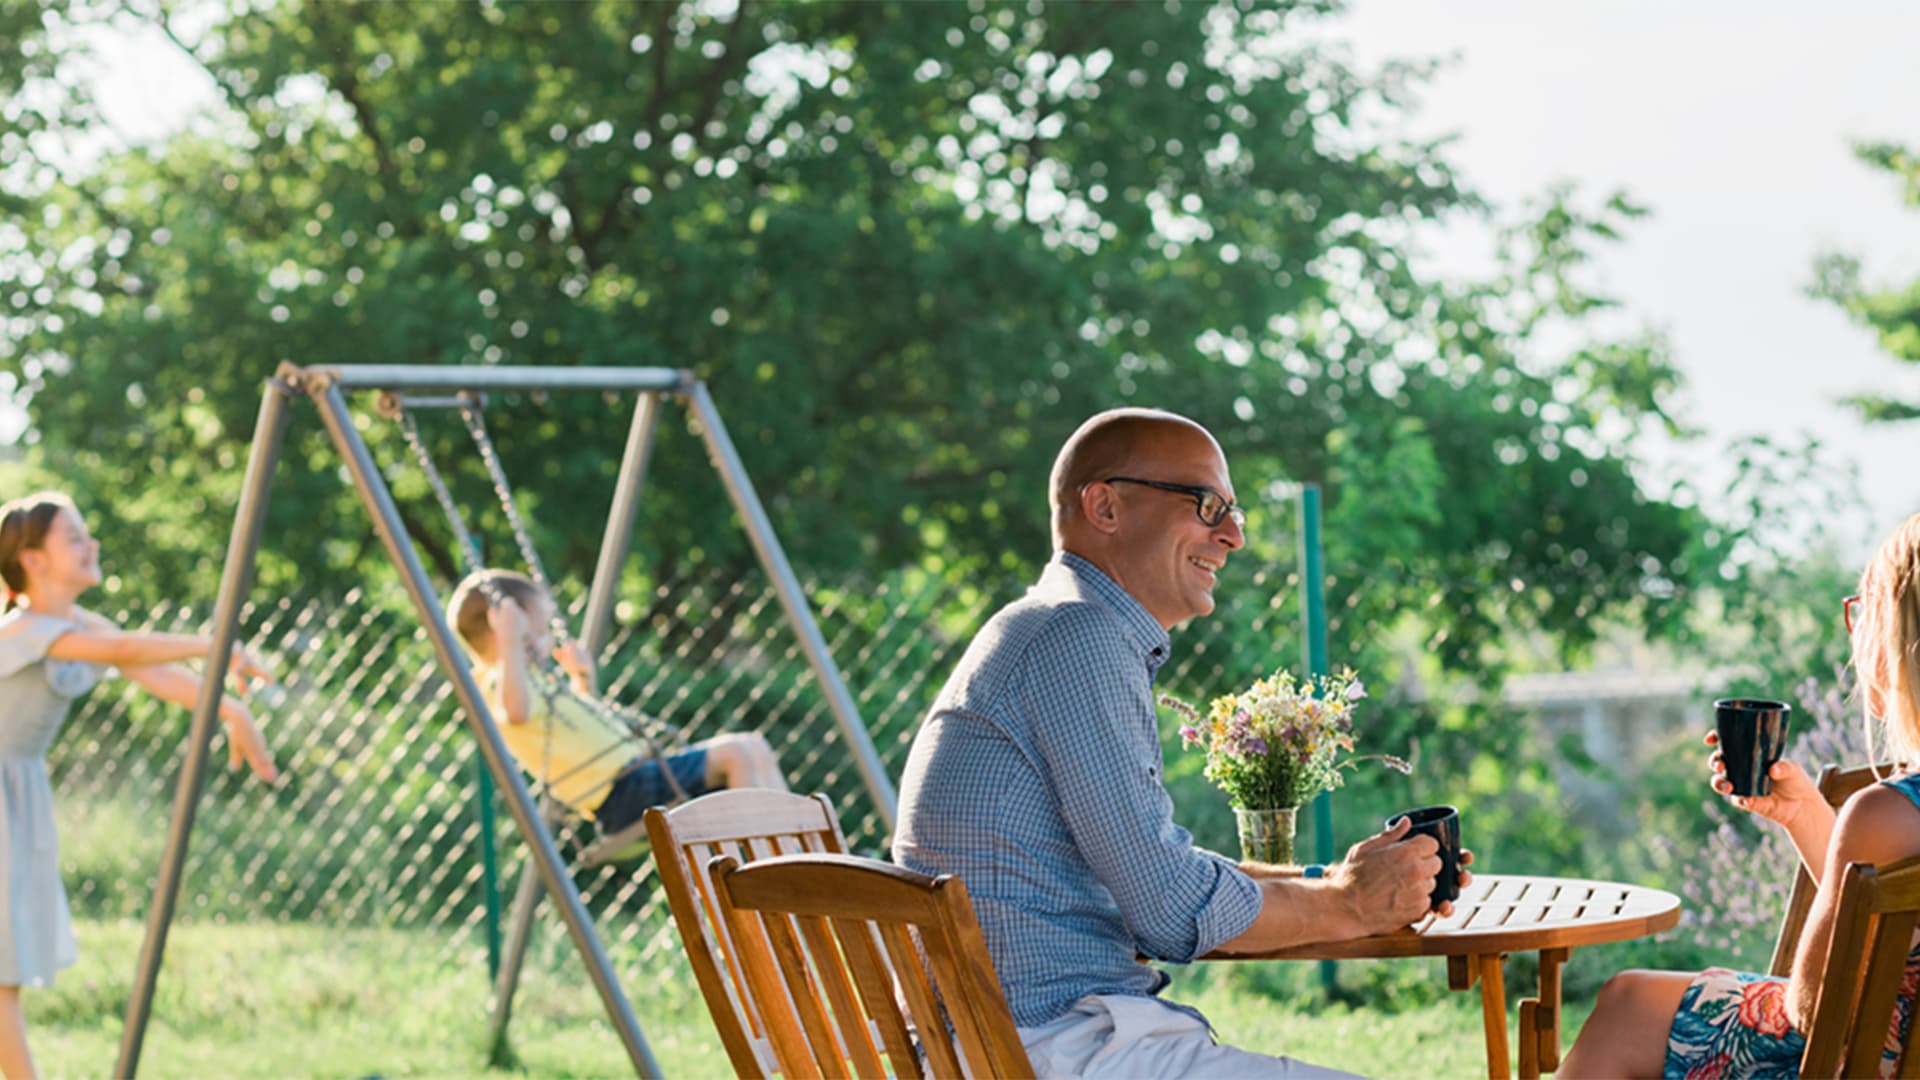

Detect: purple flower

[1345,680,1368,702]
[1246,736,1269,756]
[1179,724,1202,746]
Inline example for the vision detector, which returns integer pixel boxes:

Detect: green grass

[25,918,1645,1078]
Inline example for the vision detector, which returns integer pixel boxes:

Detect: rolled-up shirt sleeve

[1018,606,1261,961]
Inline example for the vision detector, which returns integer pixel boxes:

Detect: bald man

[894,408,1460,1078]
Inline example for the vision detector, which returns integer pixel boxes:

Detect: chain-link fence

[52,559,1306,982]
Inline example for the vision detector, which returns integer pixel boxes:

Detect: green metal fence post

[475,756,503,979]
[1299,483,1337,991]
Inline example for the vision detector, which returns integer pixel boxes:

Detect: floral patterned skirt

[1663,969,1804,1079]
[1664,959,1918,1080]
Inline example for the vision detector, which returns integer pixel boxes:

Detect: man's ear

[1080,481,1123,536]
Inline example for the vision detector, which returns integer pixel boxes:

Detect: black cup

[1715,698,1792,797]
[1388,805,1461,908]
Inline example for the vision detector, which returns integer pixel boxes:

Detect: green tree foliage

[1812,140,1920,423]
[4,0,1705,670]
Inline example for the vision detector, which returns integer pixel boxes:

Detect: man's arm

[1020,607,1261,961]
[1216,819,1443,953]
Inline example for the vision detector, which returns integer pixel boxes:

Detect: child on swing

[447,569,787,838]
[1561,510,1920,1078]
[0,491,279,1080]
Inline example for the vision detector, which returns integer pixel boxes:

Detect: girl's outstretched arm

[119,661,280,783]
[50,607,275,691]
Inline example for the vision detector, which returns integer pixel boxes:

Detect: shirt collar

[1045,551,1173,671]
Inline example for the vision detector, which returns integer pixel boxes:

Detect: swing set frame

[113,363,900,1079]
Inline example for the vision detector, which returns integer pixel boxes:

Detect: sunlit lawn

[26,918,1639,1078]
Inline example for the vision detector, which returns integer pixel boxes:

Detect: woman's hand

[1705,730,1821,829]
[219,699,280,784]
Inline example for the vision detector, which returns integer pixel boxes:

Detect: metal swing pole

[687,382,899,826]
[306,373,662,1077]
[118,374,296,1078]
[489,386,669,1051]
[584,388,668,654]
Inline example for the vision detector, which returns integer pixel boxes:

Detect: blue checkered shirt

[893,552,1262,1027]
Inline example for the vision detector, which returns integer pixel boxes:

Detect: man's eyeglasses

[1102,477,1246,529]
[1845,594,1863,635]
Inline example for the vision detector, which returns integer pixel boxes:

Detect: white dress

[0,610,101,986]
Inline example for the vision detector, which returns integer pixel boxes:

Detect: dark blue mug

[1715,698,1792,797]
[1388,804,1461,908]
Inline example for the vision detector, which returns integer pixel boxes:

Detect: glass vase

[1234,806,1298,865]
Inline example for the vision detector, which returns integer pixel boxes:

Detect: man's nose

[1215,515,1244,551]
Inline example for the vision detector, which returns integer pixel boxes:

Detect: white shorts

[1017,993,1364,1079]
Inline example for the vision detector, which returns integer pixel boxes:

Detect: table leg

[1538,947,1568,1072]
[1449,954,1477,991]
[1516,946,1569,1078]
[1476,953,1510,1080]
[1518,1000,1539,1079]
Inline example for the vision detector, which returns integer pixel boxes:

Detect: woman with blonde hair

[1561,511,1920,1078]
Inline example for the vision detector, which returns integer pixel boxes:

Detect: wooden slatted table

[1207,874,1682,1079]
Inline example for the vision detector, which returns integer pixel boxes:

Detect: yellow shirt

[488,681,631,815]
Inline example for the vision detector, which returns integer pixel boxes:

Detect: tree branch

[307,3,397,178]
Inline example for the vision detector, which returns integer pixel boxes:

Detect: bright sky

[1330,1,1920,555]
[20,2,1920,557]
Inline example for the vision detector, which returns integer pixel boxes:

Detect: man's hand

[1705,731,1822,830]
[219,699,280,784]
[1327,817,1477,934]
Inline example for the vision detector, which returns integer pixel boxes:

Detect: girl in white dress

[0,492,279,1080]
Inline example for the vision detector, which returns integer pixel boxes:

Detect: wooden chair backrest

[711,852,1033,1080]
[1770,763,1893,976]
[644,790,848,1079]
[1800,855,1920,1078]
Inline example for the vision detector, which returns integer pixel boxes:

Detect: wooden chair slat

[1847,909,1918,1079]
[759,908,845,1077]
[883,919,969,1078]
[644,790,848,1078]
[932,877,1029,1076]
[794,911,889,1077]
[1802,857,1920,1078]
[713,851,1034,1079]
[713,856,828,1080]
[833,915,923,1079]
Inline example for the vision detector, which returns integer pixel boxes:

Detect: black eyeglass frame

[1100,476,1247,529]
[1845,594,1863,635]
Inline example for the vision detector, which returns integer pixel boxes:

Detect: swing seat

[580,817,653,867]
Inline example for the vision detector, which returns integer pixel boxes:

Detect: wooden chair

[1799,854,1920,1078]
[710,851,1033,1080]
[1769,763,1892,976]
[644,789,849,1079]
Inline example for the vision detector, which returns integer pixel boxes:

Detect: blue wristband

[1302,863,1326,879]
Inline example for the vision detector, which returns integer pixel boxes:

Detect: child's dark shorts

[593,748,712,833]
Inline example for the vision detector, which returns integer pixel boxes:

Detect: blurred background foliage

[1,0,1909,1016]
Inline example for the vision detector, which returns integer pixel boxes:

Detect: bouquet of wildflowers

[1162,667,1403,811]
